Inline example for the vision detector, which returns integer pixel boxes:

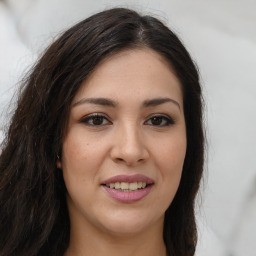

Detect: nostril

[115,157,145,165]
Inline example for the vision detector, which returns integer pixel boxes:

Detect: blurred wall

[0,0,255,255]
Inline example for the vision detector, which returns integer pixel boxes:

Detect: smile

[102,174,154,202]
[105,181,147,191]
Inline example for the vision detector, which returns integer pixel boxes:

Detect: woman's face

[60,49,186,237]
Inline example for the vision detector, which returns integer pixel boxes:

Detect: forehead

[73,48,183,104]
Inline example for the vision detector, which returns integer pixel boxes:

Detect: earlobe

[56,155,62,169]
[57,160,62,169]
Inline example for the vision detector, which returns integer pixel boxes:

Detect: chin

[104,222,148,237]
[99,210,161,237]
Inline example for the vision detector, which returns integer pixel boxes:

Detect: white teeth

[138,181,142,188]
[106,181,149,191]
[129,182,137,191]
[115,182,120,189]
[120,182,129,190]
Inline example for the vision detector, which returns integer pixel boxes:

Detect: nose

[110,123,149,166]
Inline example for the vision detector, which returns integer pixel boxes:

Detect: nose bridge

[111,119,148,165]
[121,121,141,151]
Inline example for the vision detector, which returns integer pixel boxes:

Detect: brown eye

[91,116,104,125]
[151,116,163,126]
[80,114,111,126]
[145,115,174,127]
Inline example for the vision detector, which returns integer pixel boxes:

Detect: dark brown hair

[0,8,204,256]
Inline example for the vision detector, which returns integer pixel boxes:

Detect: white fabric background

[0,0,255,255]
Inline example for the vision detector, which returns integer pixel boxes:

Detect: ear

[57,159,62,169]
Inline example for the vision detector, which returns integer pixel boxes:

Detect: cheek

[155,134,186,200]
[61,130,109,189]
[62,133,98,170]
[157,134,187,171]
[61,133,90,186]
[61,136,95,207]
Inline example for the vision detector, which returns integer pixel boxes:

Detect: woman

[0,7,204,256]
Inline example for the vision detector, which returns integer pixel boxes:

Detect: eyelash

[80,113,175,127]
[80,114,111,126]
[144,114,175,127]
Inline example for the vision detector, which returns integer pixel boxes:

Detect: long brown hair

[0,8,204,256]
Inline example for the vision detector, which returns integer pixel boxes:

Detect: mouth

[101,174,154,190]
[104,181,151,192]
[101,174,154,202]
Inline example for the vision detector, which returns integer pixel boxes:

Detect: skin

[60,48,187,256]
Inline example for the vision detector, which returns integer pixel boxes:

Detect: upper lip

[101,174,154,185]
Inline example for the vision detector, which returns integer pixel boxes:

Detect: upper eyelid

[80,113,111,120]
[79,113,112,126]
[146,113,174,120]
[145,114,175,124]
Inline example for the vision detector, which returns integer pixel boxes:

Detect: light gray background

[0,0,255,255]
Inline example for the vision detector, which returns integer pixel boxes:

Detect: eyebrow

[73,97,180,110]
[142,97,180,110]
[73,98,117,107]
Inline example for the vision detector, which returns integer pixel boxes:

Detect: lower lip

[102,185,153,203]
